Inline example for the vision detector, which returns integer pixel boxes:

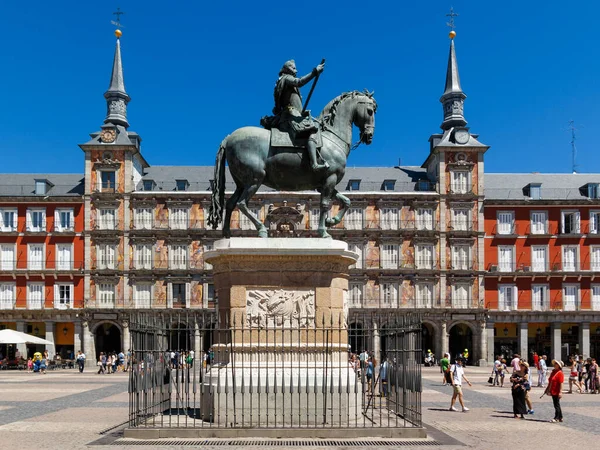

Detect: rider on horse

[261,59,329,172]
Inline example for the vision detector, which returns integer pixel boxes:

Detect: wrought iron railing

[128,311,422,432]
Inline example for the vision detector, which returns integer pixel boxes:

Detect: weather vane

[111,7,125,29]
[446,7,458,31]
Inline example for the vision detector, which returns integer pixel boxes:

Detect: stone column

[122,320,131,353]
[45,322,56,359]
[194,321,202,355]
[486,323,495,364]
[440,321,448,356]
[518,322,528,361]
[580,322,590,359]
[73,322,82,354]
[373,319,380,364]
[15,321,27,358]
[551,322,562,362]
[478,321,488,366]
[82,321,96,366]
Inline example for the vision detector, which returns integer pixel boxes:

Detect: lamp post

[503,327,509,337]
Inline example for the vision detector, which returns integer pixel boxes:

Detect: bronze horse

[208,90,377,238]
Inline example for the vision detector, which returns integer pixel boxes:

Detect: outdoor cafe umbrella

[0,329,53,345]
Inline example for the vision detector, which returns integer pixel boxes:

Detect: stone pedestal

[203,238,359,427]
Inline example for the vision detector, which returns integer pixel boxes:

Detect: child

[27,357,33,373]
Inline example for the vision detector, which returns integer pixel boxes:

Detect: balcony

[24,220,48,234]
[450,259,475,272]
[92,182,121,195]
[525,223,557,237]
[51,223,76,234]
[492,224,519,238]
[447,221,476,235]
[0,260,84,273]
[415,258,437,271]
[449,183,475,196]
[449,297,473,309]
[585,224,600,237]
[92,220,124,233]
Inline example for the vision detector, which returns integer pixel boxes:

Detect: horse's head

[352,90,377,145]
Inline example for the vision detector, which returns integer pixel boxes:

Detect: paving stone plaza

[0,366,597,449]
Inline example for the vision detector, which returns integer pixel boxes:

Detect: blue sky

[1,1,599,174]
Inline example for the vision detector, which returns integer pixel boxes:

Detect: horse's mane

[319,90,377,126]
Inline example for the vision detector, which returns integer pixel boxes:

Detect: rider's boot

[308,140,329,171]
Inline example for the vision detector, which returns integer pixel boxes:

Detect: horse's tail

[208,137,228,229]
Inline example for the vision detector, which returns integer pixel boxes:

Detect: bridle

[321,97,375,151]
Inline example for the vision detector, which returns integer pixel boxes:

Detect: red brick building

[0,175,84,360]
[484,174,600,362]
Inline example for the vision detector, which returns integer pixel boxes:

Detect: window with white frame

[349,283,363,307]
[240,207,260,230]
[415,208,434,230]
[205,283,215,303]
[562,246,578,272]
[529,184,542,200]
[381,244,399,269]
[561,210,580,234]
[0,208,17,232]
[170,244,187,269]
[345,208,363,230]
[591,247,600,271]
[381,208,399,230]
[0,244,15,270]
[592,285,600,311]
[172,283,187,306]
[450,171,469,194]
[97,244,116,270]
[381,282,398,308]
[416,282,433,308]
[532,285,549,311]
[498,285,517,311]
[134,284,152,309]
[169,207,189,230]
[451,209,469,231]
[416,244,434,269]
[135,243,153,270]
[97,283,115,308]
[348,243,363,269]
[452,245,470,270]
[531,245,547,272]
[590,211,600,235]
[497,211,514,235]
[27,282,44,309]
[56,243,72,270]
[498,245,514,272]
[530,211,547,234]
[452,283,470,309]
[54,283,73,309]
[563,284,579,311]
[310,208,320,230]
[204,242,213,270]
[27,208,46,232]
[100,171,116,191]
[97,208,116,230]
[588,184,599,199]
[28,243,44,270]
[54,208,74,232]
[135,207,153,229]
[0,282,16,309]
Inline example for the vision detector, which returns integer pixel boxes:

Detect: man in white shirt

[449,357,472,412]
[538,355,548,387]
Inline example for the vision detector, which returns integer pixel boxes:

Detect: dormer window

[176,179,189,191]
[143,180,155,191]
[34,179,49,195]
[382,179,395,191]
[587,183,599,199]
[529,183,542,200]
[348,179,361,191]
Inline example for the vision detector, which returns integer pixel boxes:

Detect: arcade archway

[348,322,364,355]
[95,323,122,356]
[448,322,473,363]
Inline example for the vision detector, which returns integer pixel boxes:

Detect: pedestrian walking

[365,357,375,395]
[449,357,472,412]
[546,359,564,423]
[440,353,451,385]
[97,353,105,374]
[567,358,584,393]
[510,363,528,419]
[510,354,521,373]
[538,355,548,387]
[76,350,86,373]
[589,358,599,394]
[520,361,534,414]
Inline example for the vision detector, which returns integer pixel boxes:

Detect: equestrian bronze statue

[208,59,377,238]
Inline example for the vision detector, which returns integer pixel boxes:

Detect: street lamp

[62,327,68,336]
[503,327,509,337]
[567,327,573,335]
[33,327,39,336]
[536,327,542,336]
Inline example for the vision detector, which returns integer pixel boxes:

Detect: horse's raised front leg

[237,183,268,238]
[325,189,351,227]
[222,186,243,238]
[318,175,339,238]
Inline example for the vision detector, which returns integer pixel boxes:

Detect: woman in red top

[546,359,564,423]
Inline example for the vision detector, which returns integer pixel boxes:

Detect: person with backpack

[449,357,472,412]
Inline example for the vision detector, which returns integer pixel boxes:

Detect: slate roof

[0,174,84,197]
[485,173,600,200]
[139,166,436,193]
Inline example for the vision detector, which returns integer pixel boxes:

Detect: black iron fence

[128,311,421,432]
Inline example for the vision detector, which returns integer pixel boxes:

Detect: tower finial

[440,8,467,131]
[104,8,130,128]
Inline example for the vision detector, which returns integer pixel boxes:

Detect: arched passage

[169,322,191,351]
[422,322,436,359]
[95,322,122,356]
[448,322,473,364]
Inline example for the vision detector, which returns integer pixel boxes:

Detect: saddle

[270,127,322,149]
